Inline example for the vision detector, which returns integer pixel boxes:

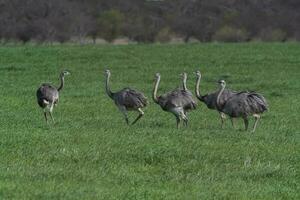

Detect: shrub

[155,27,174,43]
[258,28,287,42]
[97,10,124,42]
[212,26,249,42]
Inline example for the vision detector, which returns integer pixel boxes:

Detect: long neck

[217,85,225,110]
[182,75,187,91]
[195,75,203,101]
[57,75,64,91]
[105,74,114,99]
[152,77,160,104]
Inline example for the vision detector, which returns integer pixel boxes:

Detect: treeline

[1,0,300,43]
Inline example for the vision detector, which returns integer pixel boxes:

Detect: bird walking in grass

[152,72,196,128]
[194,70,237,128]
[104,69,148,125]
[216,80,268,132]
[36,70,70,123]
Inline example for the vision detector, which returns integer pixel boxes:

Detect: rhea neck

[57,74,65,91]
[216,83,226,110]
[152,76,161,104]
[182,74,188,91]
[195,74,204,101]
[105,73,114,99]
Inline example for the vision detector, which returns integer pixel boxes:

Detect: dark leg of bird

[183,112,188,127]
[49,112,55,123]
[49,102,55,123]
[118,106,129,125]
[252,114,260,133]
[243,117,249,131]
[220,112,226,129]
[230,118,235,129]
[171,108,182,129]
[179,109,188,127]
[43,111,48,123]
[131,108,144,125]
[176,116,180,129]
[183,118,188,127]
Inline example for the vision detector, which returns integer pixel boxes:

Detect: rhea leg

[182,111,188,127]
[170,108,181,128]
[175,115,180,129]
[219,112,226,128]
[183,111,188,127]
[42,99,50,123]
[177,107,188,128]
[243,117,249,131]
[49,102,55,123]
[118,106,129,125]
[131,108,144,125]
[43,109,48,123]
[252,114,260,133]
[230,118,235,129]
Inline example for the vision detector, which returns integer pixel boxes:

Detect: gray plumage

[152,73,196,128]
[36,70,70,123]
[180,72,197,113]
[194,70,236,128]
[217,80,268,132]
[104,69,148,125]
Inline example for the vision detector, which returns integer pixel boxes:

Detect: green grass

[0,43,299,199]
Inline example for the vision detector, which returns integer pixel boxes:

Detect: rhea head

[104,69,111,77]
[194,70,201,78]
[218,79,226,88]
[60,70,71,77]
[180,72,187,80]
[155,72,160,79]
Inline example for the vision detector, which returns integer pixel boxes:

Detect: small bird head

[155,72,160,78]
[218,79,226,88]
[104,69,111,76]
[61,70,71,77]
[194,70,201,78]
[180,72,187,79]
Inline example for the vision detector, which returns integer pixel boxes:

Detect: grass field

[0,43,299,199]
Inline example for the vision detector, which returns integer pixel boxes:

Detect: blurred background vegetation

[0,0,299,44]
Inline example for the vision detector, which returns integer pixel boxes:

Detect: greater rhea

[152,73,196,128]
[194,70,236,128]
[104,69,148,125]
[36,70,70,123]
[216,80,268,132]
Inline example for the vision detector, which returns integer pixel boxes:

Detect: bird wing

[180,89,197,110]
[215,89,237,110]
[119,88,148,108]
[223,91,268,117]
[37,84,59,103]
[246,92,268,112]
[158,89,196,110]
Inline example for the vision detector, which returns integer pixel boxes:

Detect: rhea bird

[216,80,268,132]
[152,72,196,128]
[36,70,70,123]
[194,70,237,128]
[104,69,148,125]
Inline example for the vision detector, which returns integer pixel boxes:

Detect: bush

[212,26,249,42]
[97,10,124,42]
[155,27,174,43]
[258,28,287,42]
